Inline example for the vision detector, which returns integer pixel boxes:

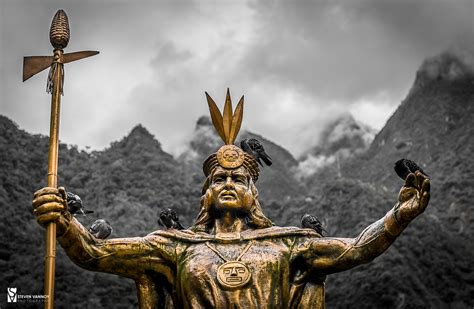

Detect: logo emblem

[7,287,17,303]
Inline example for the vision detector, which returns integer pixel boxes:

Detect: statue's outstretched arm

[300,171,430,275]
[32,187,176,279]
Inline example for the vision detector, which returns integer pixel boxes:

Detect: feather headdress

[203,89,259,181]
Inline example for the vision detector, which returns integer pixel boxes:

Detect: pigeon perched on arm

[88,219,113,239]
[240,138,272,167]
[158,208,184,230]
[301,214,327,236]
[66,191,94,216]
[394,159,429,181]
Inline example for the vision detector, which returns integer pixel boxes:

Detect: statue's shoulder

[145,226,321,244]
[241,226,321,240]
[147,229,214,243]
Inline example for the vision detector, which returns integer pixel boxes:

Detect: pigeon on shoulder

[158,208,184,230]
[301,214,327,236]
[89,219,113,239]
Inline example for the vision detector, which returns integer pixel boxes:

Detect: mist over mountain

[1,51,473,308]
[296,113,376,178]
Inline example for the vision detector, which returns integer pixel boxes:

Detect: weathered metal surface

[31,93,430,308]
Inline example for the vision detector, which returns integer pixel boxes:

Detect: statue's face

[210,166,251,213]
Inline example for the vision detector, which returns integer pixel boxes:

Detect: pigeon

[89,219,113,239]
[301,214,327,236]
[394,159,429,181]
[66,191,94,216]
[240,138,272,167]
[158,208,184,230]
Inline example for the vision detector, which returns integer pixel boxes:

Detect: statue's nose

[225,177,234,188]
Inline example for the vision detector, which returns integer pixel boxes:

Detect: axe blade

[63,50,99,64]
[23,51,99,82]
[23,56,53,82]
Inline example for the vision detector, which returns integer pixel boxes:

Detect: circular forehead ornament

[216,145,245,169]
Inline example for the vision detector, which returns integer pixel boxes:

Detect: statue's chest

[177,240,291,289]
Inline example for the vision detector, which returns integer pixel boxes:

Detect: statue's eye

[234,178,246,185]
[213,177,225,184]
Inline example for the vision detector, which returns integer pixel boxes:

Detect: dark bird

[240,138,272,167]
[158,208,184,230]
[89,219,113,239]
[394,159,429,181]
[301,214,327,236]
[66,191,94,216]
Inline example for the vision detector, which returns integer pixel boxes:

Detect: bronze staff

[23,9,98,309]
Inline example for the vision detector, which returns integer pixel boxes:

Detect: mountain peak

[195,116,213,129]
[411,50,474,93]
[296,113,376,178]
[108,124,165,155]
[129,124,154,138]
[303,113,376,157]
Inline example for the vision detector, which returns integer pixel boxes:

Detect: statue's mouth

[220,191,237,200]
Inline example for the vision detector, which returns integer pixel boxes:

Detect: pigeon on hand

[158,208,184,230]
[394,159,429,181]
[301,214,327,236]
[89,219,113,239]
[66,191,94,216]
[240,138,272,167]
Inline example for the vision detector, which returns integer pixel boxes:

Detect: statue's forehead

[212,166,249,177]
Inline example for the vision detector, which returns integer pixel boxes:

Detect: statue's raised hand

[32,187,71,235]
[396,171,430,224]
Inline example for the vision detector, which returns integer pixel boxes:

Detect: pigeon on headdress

[88,219,113,239]
[158,208,184,230]
[66,191,93,216]
[240,138,272,167]
[394,159,429,181]
[301,214,327,236]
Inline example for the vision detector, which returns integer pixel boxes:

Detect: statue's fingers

[415,171,428,189]
[33,202,65,216]
[421,178,431,194]
[420,190,430,210]
[58,186,67,200]
[420,179,431,208]
[404,173,416,188]
[32,194,65,209]
[33,187,59,199]
[37,212,61,226]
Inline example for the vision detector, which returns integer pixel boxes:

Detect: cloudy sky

[1,0,472,157]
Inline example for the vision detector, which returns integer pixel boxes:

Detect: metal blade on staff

[23,9,98,309]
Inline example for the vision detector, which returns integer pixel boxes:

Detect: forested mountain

[300,51,474,308]
[1,51,472,308]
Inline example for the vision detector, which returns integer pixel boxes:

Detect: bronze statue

[32,90,430,308]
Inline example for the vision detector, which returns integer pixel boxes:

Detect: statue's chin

[215,202,249,216]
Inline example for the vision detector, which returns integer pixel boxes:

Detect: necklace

[205,241,254,290]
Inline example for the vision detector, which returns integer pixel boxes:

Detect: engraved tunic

[59,219,395,309]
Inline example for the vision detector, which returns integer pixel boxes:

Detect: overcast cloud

[1,0,472,157]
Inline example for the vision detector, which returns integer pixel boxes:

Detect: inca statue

[33,89,431,308]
